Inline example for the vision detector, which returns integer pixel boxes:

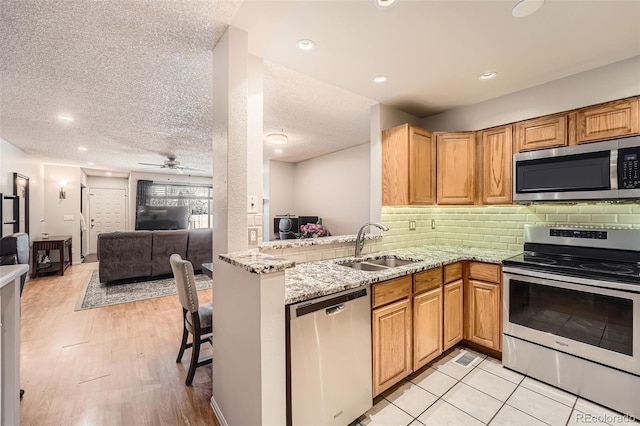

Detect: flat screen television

[135,206,188,230]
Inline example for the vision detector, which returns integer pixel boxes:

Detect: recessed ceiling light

[266,133,288,145]
[512,0,544,18]
[77,146,88,151]
[105,172,112,176]
[57,114,73,122]
[374,0,397,9]
[479,71,498,81]
[373,75,388,83]
[87,162,95,166]
[296,39,315,51]
[274,148,283,155]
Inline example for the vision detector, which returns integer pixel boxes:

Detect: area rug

[75,270,212,311]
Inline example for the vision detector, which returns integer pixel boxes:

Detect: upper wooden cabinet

[479,125,513,204]
[577,97,640,143]
[382,124,436,206]
[436,132,476,205]
[515,114,568,152]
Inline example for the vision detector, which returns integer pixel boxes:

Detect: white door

[88,188,127,254]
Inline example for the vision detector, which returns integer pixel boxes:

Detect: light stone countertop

[258,233,382,251]
[218,251,295,274]
[284,245,520,305]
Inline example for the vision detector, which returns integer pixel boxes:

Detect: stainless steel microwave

[513,135,640,202]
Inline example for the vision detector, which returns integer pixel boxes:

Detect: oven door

[503,268,640,375]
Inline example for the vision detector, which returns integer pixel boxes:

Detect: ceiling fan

[138,156,202,174]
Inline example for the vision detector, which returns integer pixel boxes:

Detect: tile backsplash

[381,203,640,252]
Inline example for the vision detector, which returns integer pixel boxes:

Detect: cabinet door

[443,279,463,350]
[436,132,476,205]
[413,288,442,371]
[382,124,410,205]
[480,125,513,204]
[468,279,501,351]
[577,97,639,143]
[515,114,567,152]
[409,126,436,204]
[372,298,412,396]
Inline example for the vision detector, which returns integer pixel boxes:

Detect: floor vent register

[452,351,477,368]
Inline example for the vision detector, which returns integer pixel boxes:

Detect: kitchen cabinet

[515,114,568,152]
[442,262,463,350]
[382,124,436,206]
[443,279,463,350]
[413,268,443,371]
[436,132,476,205]
[576,97,639,143]
[465,262,502,351]
[371,276,412,396]
[479,125,513,204]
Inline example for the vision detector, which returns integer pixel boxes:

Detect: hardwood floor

[20,263,219,426]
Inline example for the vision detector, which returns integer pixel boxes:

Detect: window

[138,182,212,229]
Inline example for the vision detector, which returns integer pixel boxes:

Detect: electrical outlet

[431,220,436,230]
[409,220,416,231]
[248,227,258,244]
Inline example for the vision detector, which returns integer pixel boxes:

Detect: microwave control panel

[619,147,640,189]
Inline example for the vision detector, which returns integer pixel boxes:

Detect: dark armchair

[0,233,29,294]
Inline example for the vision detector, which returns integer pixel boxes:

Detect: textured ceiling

[1,1,639,175]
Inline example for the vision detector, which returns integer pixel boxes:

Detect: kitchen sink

[338,256,419,272]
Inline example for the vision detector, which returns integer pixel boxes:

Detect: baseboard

[210,396,228,426]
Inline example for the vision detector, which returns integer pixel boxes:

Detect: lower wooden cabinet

[443,279,463,350]
[372,298,412,396]
[467,279,501,351]
[413,287,442,371]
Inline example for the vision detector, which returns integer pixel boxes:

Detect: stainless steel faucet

[355,222,389,257]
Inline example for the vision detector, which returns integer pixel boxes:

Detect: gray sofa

[97,228,212,283]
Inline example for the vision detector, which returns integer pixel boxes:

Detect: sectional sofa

[97,228,212,283]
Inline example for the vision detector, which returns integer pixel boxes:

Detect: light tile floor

[353,346,638,426]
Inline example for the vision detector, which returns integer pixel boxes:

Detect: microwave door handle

[611,148,618,190]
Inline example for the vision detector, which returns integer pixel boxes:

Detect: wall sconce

[58,180,67,200]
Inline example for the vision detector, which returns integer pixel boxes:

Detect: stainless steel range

[502,225,640,418]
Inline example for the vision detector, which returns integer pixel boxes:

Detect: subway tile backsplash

[381,203,640,252]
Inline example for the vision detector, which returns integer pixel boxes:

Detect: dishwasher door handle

[326,304,345,316]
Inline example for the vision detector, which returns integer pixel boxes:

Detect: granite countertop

[258,233,382,250]
[284,245,520,305]
[218,251,295,274]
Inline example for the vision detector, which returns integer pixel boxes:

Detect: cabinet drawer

[414,267,442,294]
[443,262,462,284]
[468,262,501,283]
[372,276,412,308]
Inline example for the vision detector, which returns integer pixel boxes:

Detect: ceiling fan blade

[138,162,164,167]
[178,166,205,171]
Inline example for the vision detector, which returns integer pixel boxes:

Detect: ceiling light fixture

[105,172,112,176]
[77,146,88,151]
[296,39,315,51]
[274,148,283,155]
[57,114,73,122]
[479,71,498,81]
[266,133,288,145]
[373,75,388,83]
[87,162,95,166]
[512,0,545,18]
[374,0,397,9]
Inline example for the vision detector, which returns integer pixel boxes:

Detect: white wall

[43,165,83,264]
[267,160,295,240]
[293,143,370,236]
[0,137,44,241]
[422,55,640,131]
[128,171,212,231]
[87,176,129,190]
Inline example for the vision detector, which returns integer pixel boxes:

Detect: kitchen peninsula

[210,236,517,425]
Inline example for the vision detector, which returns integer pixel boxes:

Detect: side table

[31,235,72,278]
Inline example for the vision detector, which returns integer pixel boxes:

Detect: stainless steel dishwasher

[287,286,372,426]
